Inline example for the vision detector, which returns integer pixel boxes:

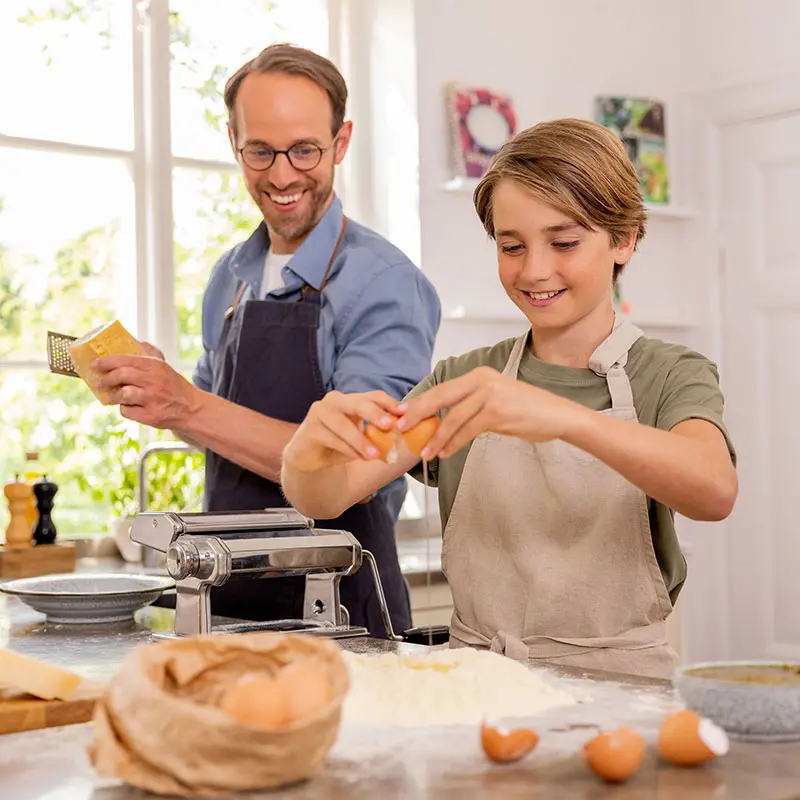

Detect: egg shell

[402,416,441,456]
[480,723,539,763]
[218,671,289,731]
[583,726,645,783]
[365,416,400,462]
[658,710,729,766]
[274,659,332,724]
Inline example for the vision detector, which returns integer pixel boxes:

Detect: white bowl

[0,572,175,623]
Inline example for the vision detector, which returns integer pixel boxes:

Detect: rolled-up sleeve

[192,348,213,392]
[332,261,441,399]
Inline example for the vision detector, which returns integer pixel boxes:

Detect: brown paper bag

[88,632,349,797]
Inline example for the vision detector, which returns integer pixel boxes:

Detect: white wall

[343,0,800,664]
[412,0,695,365]
[685,1,800,90]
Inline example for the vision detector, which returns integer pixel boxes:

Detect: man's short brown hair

[224,43,348,141]
[473,118,647,281]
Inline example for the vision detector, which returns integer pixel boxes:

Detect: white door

[720,112,800,661]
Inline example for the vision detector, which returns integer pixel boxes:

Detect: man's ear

[227,122,238,158]
[333,120,353,165]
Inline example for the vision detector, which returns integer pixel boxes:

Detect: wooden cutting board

[0,682,103,735]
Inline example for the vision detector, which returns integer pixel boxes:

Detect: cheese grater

[46,330,79,377]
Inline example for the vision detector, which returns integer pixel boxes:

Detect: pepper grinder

[4,475,33,548]
[33,475,58,545]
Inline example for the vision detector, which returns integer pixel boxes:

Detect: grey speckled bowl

[675,660,800,742]
[0,572,175,624]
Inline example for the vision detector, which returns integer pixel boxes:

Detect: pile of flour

[340,648,577,727]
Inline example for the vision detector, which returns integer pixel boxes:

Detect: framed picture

[446,83,517,180]
[594,96,669,204]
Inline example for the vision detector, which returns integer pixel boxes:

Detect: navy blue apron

[203,219,412,637]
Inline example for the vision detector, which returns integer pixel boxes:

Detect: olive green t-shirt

[407,335,736,605]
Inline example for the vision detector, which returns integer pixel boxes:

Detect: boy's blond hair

[473,118,647,281]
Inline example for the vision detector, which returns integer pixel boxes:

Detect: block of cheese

[0,649,83,700]
[68,320,142,405]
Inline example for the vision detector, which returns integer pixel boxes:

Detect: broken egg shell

[583,726,645,783]
[365,415,440,462]
[480,722,539,763]
[658,709,729,767]
[364,416,400,462]
[402,416,441,457]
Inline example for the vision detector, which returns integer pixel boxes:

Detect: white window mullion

[0,133,133,161]
[133,0,176,361]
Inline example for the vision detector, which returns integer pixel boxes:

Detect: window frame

[0,0,339,377]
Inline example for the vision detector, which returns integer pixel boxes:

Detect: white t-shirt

[259,249,293,299]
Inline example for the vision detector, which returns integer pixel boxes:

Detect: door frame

[682,73,800,663]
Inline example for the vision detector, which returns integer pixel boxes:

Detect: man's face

[229,72,352,253]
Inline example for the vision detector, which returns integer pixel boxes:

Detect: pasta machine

[130,508,385,639]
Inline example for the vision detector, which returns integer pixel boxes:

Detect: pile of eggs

[480,709,730,783]
[219,659,332,730]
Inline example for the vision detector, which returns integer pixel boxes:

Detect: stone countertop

[1,596,799,799]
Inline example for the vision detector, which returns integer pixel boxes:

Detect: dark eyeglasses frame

[237,132,341,172]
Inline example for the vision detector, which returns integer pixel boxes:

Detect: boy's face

[492,179,635,331]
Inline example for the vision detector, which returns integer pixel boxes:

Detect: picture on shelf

[594,96,669,205]
[445,83,517,180]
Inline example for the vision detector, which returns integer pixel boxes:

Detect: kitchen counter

[1,596,799,799]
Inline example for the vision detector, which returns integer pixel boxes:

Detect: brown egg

[583,726,645,783]
[274,659,332,724]
[480,722,539,763]
[402,416,441,457]
[219,672,288,730]
[658,709,729,766]
[365,415,400,462]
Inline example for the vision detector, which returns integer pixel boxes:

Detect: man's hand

[137,341,166,361]
[93,354,202,430]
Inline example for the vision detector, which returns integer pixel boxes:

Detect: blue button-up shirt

[193,195,441,508]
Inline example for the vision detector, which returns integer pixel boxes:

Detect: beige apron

[443,319,678,679]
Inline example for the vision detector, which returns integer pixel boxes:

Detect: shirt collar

[231,195,345,292]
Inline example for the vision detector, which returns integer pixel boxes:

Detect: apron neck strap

[303,216,349,295]
[588,317,643,375]
[589,318,643,411]
[503,317,643,411]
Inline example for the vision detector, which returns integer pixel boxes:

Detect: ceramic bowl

[0,572,175,624]
[675,660,800,742]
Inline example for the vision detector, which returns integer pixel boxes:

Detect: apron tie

[489,630,529,662]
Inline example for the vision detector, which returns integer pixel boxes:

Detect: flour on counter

[341,648,578,727]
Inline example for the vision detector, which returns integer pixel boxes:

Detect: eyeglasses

[237,135,339,172]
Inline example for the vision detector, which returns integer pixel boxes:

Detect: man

[94,44,441,637]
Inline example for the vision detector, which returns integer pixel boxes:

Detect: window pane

[0,148,136,360]
[0,372,206,538]
[173,168,261,363]
[169,0,329,162]
[0,0,133,149]
[0,370,127,537]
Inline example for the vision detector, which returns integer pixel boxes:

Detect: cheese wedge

[0,649,83,700]
[68,320,142,405]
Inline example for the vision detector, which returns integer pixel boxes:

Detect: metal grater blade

[47,330,80,377]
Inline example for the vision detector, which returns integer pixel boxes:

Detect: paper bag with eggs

[88,631,349,798]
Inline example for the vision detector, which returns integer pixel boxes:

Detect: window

[0,0,329,535]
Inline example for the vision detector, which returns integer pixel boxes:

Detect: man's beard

[256,169,334,245]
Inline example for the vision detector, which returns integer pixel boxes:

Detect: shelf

[644,203,697,220]
[442,309,698,329]
[441,177,697,219]
[443,309,526,323]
